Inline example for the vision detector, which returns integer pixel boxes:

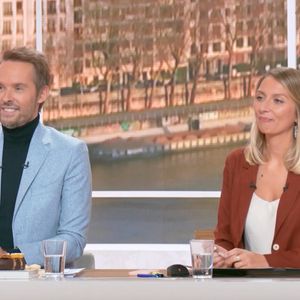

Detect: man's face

[0,60,47,128]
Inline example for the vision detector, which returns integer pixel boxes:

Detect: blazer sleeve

[265,250,300,268]
[18,141,92,266]
[214,153,235,250]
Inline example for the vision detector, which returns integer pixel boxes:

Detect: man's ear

[37,85,50,106]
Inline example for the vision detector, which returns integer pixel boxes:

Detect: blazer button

[273,244,280,251]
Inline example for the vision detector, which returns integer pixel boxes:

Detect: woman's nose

[258,98,271,112]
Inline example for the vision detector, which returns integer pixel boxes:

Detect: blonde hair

[245,67,300,174]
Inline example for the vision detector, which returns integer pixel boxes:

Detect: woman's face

[254,75,297,139]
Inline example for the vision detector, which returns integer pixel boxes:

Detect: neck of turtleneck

[2,114,40,143]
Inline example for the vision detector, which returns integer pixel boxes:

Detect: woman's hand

[225,248,270,269]
[213,245,229,268]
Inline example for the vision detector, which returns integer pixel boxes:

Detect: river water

[91,144,239,191]
[88,143,244,243]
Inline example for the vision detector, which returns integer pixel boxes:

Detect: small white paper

[64,268,85,277]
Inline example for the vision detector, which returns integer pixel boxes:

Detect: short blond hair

[245,67,300,173]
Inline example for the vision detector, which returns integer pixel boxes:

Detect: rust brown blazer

[214,148,300,268]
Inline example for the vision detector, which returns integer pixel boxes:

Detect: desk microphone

[23,161,29,169]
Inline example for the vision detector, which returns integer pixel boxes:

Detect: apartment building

[0,0,35,50]
[0,0,290,89]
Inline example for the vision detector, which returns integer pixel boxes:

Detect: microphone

[249,182,257,190]
[23,161,29,169]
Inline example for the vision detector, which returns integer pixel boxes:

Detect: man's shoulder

[39,124,86,148]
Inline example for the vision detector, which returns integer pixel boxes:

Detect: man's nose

[1,88,13,101]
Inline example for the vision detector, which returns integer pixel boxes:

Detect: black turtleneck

[0,115,39,251]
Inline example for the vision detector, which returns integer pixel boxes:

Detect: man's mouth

[1,106,18,112]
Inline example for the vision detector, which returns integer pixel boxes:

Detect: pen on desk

[137,273,164,278]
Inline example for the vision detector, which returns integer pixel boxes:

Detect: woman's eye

[255,95,263,101]
[274,98,284,104]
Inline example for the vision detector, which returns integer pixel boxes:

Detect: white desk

[1,275,300,300]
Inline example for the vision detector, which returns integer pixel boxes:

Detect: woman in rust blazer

[214,67,300,268]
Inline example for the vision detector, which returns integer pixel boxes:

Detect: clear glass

[42,240,66,279]
[190,239,214,279]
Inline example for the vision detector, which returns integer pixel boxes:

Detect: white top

[244,193,280,254]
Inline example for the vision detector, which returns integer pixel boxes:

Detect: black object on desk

[214,268,300,277]
[167,264,190,277]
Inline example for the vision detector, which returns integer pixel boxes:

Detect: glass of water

[42,240,66,279]
[190,239,214,279]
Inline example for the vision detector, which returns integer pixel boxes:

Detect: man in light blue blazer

[0,47,92,266]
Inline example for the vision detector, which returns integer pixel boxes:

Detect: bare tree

[118,7,146,112]
[158,1,190,107]
[219,2,238,100]
[188,1,211,104]
[83,2,120,114]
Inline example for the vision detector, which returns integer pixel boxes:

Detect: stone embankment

[89,122,250,161]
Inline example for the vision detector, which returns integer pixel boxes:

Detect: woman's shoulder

[225,147,247,165]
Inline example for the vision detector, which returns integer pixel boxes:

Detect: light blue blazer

[0,121,92,265]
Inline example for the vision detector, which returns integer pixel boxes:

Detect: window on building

[60,18,66,31]
[17,20,23,34]
[236,37,244,48]
[2,39,11,50]
[47,19,56,33]
[74,0,82,7]
[74,10,83,24]
[200,43,208,53]
[17,1,23,14]
[74,27,83,39]
[60,0,66,13]
[3,20,12,35]
[247,36,253,47]
[237,21,243,32]
[47,1,56,15]
[160,5,172,18]
[268,34,274,45]
[212,42,221,52]
[3,2,12,16]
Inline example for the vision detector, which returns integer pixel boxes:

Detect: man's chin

[0,118,19,129]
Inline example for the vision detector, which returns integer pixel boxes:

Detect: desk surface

[1,269,300,300]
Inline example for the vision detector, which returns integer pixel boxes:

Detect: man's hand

[224,248,270,269]
[0,247,8,255]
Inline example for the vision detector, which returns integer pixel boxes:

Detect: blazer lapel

[275,172,300,235]
[13,123,50,219]
[236,160,258,243]
[0,128,3,204]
